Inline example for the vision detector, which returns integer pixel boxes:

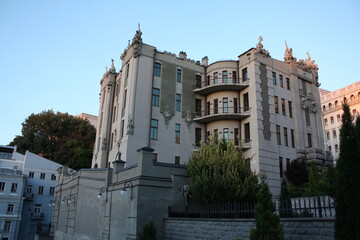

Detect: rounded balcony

[194,78,250,95]
[193,107,251,123]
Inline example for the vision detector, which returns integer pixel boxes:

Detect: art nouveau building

[320,81,360,163]
[91,29,327,195]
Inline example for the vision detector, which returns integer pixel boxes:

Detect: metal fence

[168,196,335,219]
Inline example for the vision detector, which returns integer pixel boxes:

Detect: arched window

[335,100,338,107]
[94,163,98,169]
[343,97,347,103]
[328,103,332,109]
[323,105,326,111]
[351,95,355,101]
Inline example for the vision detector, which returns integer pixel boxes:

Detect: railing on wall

[168,196,335,219]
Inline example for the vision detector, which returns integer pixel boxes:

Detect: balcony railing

[194,139,251,150]
[23,192,34,201]
[37,223,51,235]
[31,212,44,220]
[194,78,250,95]
[193,107,250,123]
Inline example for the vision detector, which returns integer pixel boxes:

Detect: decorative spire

[131,23,142,45]
[255,36,270,57]
[110,59,116,72]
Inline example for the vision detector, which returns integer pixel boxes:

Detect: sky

[1,0,359,145]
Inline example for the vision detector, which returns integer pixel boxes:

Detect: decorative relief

[127,115,134,135]
[297,52,320,87]
[284,41,295,63]
[185,111,194,129]
[300,95,317,113]
[163,107,173,128]
[255,36,270,57]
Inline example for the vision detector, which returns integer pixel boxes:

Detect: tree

[335,104,360,240]
[284,158,308,187]
[250,176,284,240]
[10,110,96,170]
[279,180,292,217]
[139,220,157,240]
[186,136,258,204]
[304,161,320,196]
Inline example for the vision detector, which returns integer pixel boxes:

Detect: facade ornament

[255,36,270,57]
[110,59,116,73]
[300,96,317,113]
[127,115,134,135]
[297,51,319,85]
[101,138,107,150]
[284,41,295,63]
[184,111,194,129]
[181,184,190,207]
[131,24,143,45]
[162,107,173,128]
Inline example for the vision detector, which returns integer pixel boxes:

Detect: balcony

[31,212,44,220]
[193,139,252,150]
[37,223,51,235]
[193,107,251,123]
[23,192,34,201]
[194,78,250,95]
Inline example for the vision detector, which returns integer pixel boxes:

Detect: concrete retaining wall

[164,218,334,240]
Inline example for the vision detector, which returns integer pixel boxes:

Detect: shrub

[139,220,157,240]
[284,158,308,187]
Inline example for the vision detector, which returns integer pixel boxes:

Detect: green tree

[318,165,336,197]
[250,176,284,240]
[335,104,360,240]
[304,161,320,196]
[10,110,96,170]
[186,136,258,204]
[139,220,157,240]
[279,180,292,217]
[284,158,308,187]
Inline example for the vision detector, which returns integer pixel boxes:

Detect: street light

[97,187,108,201]
[120,180,133,199]
[61,195,76,206]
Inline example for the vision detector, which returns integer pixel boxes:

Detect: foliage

[304,161,320,196]
[139,219,157,240]
[279,180,293,217]
[335,104,360,240]
[250,176,284,240]
[10,110,96,170]
[318,165,336,197]
[284,158,308,187]
[186,136,258,204]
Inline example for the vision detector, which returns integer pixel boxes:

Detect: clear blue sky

[1,0,359,145]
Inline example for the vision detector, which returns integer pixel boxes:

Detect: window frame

[176,68,182,83]
[152,88,160,107]
[175,124,181,143]
[175,94,181,112]
[150,119,159,140]
[153,62,161,77]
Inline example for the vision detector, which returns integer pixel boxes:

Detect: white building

[320,81,360,163]
[91,29,329,195]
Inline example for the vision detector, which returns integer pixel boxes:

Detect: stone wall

[164,218,334,240]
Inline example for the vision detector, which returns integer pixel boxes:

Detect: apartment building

[320,81,360,163]
[91,29,328,195]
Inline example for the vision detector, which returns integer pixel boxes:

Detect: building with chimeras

[91,27,331,196]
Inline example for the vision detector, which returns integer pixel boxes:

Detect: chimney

[201,56,208,66]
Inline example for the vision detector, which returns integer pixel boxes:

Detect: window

[286,77,290,90]
[223,98,228,113]
[284,127,288,147]
[175,124,181,143]
[279,157,283,178]
[176,94,181,112]
[152,88,160,107]
[150,119,158,140]
[276,125,281,145]
[222,71,228,83]
[195,128,202,147]
[337,114,341,122]
[29,172,34,178]
[243,93,249,110]
[307,133,312,148]
[234,128,239,146]
[330,116,334,124]
[34,204,42,213]
[196,74,202,87]
[51,174,56,181]
[279,75,284,87]
[328,146,332,151]
[206,75,210,86]
[242,68,248,82]
[122,89,127,117]
[324,118,328,126]
[288,101,293,118]
[234,98,238,113]
[281,98,286,116]
[223,128,229,142]
[175,156,180,165]
[120,120,125,139]
[291,129,295,148]
[326,131,330,140]
[274,96,279,113]
[153,153,158,163]
[272,72,277,85]
[213,72,218,84]
[206,101,210,115]
[125,63,130,79]
[335,101,338,107]
[195,99,202,115]
[49,187,55,196]
[7,204,14,213]
[244,123,250,142]
[286,158,290,171]
[40,173,46,179]
[26,185,32,193]
[154,62,161,77]
[0,182,5,191]
[333,130,337,138]
[213,99,218,114]
[176,68,182,83]
[4,220,11,232]
[38,186,44,195]
[11,183,17,193]
[305,108,311,126]
[335,144,339,152]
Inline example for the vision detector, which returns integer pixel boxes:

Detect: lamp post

[120,180,133,199]
[97,187,108,201]
[61,195,76,206]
